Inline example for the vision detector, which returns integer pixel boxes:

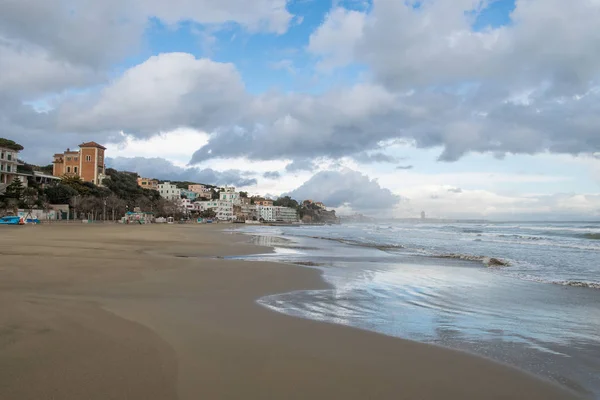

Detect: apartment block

[158,182,182,201]
[195,200,234,221]
[188,184,212,199]
[0,145,19,186]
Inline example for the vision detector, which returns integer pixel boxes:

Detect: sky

[2,0,600,220]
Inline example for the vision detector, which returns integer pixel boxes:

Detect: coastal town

[0,137,338,224]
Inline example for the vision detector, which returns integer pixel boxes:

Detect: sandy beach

[0,224,581,399]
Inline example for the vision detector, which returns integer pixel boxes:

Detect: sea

[231,221,600,398]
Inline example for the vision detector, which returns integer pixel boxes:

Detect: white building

[274,206,298,222]
[219,186,240,204]
[0,144,19,188]
[195,200,234,221]
[257,205,298,222]
[257,205,274,222]
[180,198,195,214]
[158,182,182,201]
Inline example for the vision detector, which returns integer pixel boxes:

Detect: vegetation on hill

[0,154,336,222]
[0,138,24,152]
[0,168,184,220]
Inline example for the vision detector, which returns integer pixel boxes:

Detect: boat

[0,216,25,225]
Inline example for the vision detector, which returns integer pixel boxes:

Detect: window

[86,155,92,162]
[74,167,78,173]
[0,153,4,159]
[7,154,12,161]
[66,157,72,161]
[74,157,78,161]
[0,164,3,171]
[6,165,11,172]
[67,166,71,173]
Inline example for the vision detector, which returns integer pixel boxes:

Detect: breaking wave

[559,281,600,289]
[579,233,600,240]
[307,236,405,251]
[434,253,510,267]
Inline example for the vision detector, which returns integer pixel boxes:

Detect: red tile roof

[79,141,106,150]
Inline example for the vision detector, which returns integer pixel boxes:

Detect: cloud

[268,59,295,74]
[307,7,366,70]
[107,156,257,187]
[285,159,316,172]
[0,0,293,102]
[396,165,414,170]
[5,0,600,171]
[448,187,463,193]
[352,152,399,164]
[58,53,246,137]
[286,168,401,213]
[263,171,281,179]
[399,187,600,221]
[189,83,403,163]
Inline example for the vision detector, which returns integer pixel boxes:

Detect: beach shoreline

[0,224,582,399]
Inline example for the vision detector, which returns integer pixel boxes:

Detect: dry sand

[0,224,581,399]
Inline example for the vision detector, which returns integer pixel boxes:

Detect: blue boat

[0,216,24,225]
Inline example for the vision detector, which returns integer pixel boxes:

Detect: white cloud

[105,129,210,167]
[58,53,246,135]
[307,7,366,70]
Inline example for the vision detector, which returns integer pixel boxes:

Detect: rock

[487,257,508,267]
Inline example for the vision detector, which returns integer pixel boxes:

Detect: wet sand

[0,224,582,399]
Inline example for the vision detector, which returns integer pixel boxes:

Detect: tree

[4,179,24,200]
[200,209,216,219]
[44,184,78,204]
[273,196,299,209]
[22,187,38,212]
[105,194,126,221]
[0,138,24,151]
[239,191,248,198]
[61,175,89,195]
[79,196,103,220]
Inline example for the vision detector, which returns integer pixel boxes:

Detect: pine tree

[4,179,24,200]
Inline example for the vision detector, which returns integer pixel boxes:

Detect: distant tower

[421,211,426,219]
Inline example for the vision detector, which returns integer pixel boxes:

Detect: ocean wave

[558,281,600,289]
[434,253,510,267]
[501,272,600,290]
[307,236,405,251]
[462,229,484,234]
[579,233,600,240]
[498,234,545,241]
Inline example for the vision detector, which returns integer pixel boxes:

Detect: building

[188,184,212,199]
[52,141,107,185]
[181,189,198,201]
[180,198,195,214]
[219,186,240,204]
[255,198,274,206]
[15,170,61,189]
[303,199,326,209]
[195,200,234,221]
[274,206,299,223]
[158,182,182,201]
[0,143,20,186]
[235,204,257,221]
[137,177,158,190]
[257,205,274,221]
[256,206,298,222]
